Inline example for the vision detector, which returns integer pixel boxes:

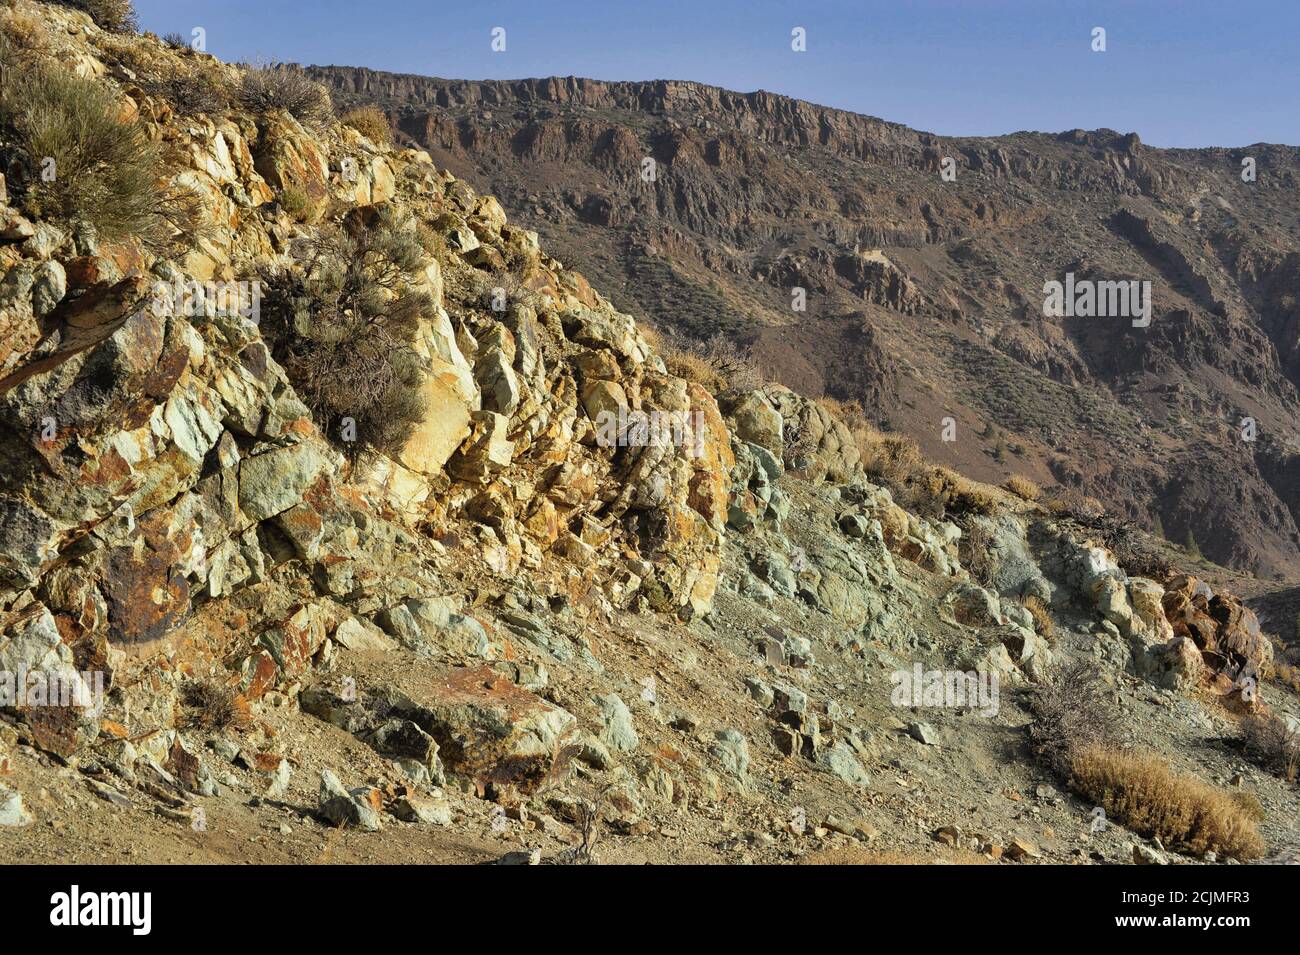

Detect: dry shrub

[958,519,995,586]
[1070,746,1264,860]
[1022,594,1055,640]
[1272,660,1300,694]
[661,334,763,395]
[239,63,332,126]
[137,62,231,116]
[1,8,48,49]
[259,209,431,458]
[180,679,246,731]
[61,0,138,32]
[1241,711,1300,782]
[340,104,391,144]
[1045,488,1107,523]
[638,321,663,352]
[0,58,200,250]
[1003,474,1042,502]
[857,428,924,489]
[1027,659,1120,777]
[922,466,1000,517]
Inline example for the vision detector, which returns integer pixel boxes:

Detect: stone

[596,693,639,752]
[449,411,515,483]
[907,721,939,746]
[318,770,383,831]
[1004,837,1040,861]
[405,666,578,794]
[31,260,67,316]
[400,310,479,476]
[820,742,870,786]
[392,791,452,826]
[477,347,521,418]
[709,729,751,785]
[839,513,870,538]
[581,379,628,423]
[332,617,397,654]
[728,391,783,459]
[237,441,334,523]
[1132,842,1168,865]
[0,784,33,827]
[377,597,498,658]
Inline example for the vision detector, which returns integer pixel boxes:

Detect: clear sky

[134,0,1298,148]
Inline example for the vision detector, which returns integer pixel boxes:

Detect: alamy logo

[890,663,999,717]
[50,886,152,936]
[0,667,105,714]
[593,408,705,458]
[151,276,262,324]
[1043,272,1151,327]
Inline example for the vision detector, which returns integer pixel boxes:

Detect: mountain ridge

[308,63,1300,582]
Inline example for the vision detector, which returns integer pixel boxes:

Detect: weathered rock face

[1162,575,1273,678]
[0,3,733,766]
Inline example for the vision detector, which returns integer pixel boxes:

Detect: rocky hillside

[309,67,1300,583]
[0,2,1297,865]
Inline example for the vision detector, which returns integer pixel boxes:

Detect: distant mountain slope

[308,67,1300,581]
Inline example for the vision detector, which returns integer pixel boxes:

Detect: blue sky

[134,0,1298,148]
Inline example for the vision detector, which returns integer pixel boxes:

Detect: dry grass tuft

[1070,746,1264,860]
[340,104,391,144]
[62,0,138,32]
[179,679,246,731]
[1022,594,1055,640]
[1,8,48,49]
[922,466,1001,517]
[0,55,201,250]
[1003,474,1042,502]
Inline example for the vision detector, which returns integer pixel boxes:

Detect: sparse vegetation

[259,209,432,458]
[180,678,245,731]
[660,334,764,395]
[137,62,231,116]
[278,186,316,223]
[1044,487,1107,523]
[1069,746,1264,860]
[0,54,200,249]
[1003,474,1042,502]
[60,0,138,32]
[921,466,1000,517]
[1027,660,1120,777]
[1241,710,1300,782]
[340,104,391,144]
[239,62,332,126]
[1022,594,1055,639]
[1,7,48,49]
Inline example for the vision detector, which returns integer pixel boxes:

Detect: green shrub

[260,211,432,458]
[0,58,198,249]
[278,186,316,223]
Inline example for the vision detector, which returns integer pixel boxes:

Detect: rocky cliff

[0,2,1297,864]
[307,65,1300,583]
